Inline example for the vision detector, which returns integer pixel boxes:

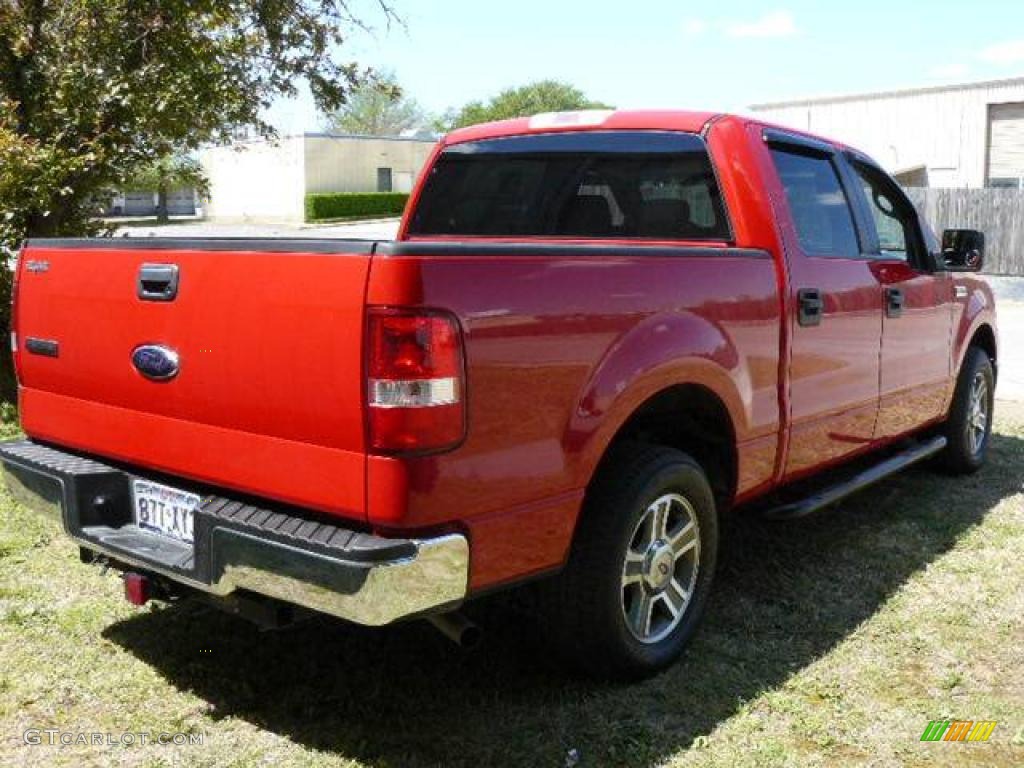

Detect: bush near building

[304,192,409,222]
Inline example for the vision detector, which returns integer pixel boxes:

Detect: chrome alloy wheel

[621,493,700,644]
[967,371,990,457]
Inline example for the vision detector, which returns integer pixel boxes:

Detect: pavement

[117,217,401,241]
[976,277,1023,402]
[114,218,1023,402]
[993,297,1024,402]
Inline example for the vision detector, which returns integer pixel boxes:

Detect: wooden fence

[905,188,1024,276]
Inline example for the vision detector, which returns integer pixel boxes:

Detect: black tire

[538,443,718,680]
[938,346,995,474]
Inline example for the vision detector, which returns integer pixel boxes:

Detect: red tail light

[366,308,466,454]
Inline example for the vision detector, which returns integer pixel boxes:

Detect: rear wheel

[938,346,995,474]
[539,443,718,679]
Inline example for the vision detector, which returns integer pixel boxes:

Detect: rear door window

[407,131,731,240]
[769,148,861,258]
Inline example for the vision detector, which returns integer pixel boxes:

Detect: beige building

[199,132,437,221]
[750,76,1024,189]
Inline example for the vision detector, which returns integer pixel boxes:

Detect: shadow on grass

[103,431,1024,767]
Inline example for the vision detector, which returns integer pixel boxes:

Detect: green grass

[1,406,1023,767]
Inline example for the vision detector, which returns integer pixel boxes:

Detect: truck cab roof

[442,109,859,158]
[443,109,723,145]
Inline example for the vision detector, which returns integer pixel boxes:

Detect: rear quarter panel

[366,249,781,589]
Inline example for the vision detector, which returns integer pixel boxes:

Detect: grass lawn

[1,405,1022,767]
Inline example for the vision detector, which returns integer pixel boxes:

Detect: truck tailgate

[15,239,374,520]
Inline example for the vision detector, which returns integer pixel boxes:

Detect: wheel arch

[566,310,755,520]
[952,278,997,383]
[587,383,739,512]
[968,323,997,378]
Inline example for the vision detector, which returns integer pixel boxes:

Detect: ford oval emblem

[131,344,180,381]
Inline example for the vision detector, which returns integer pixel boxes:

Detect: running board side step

[762,436,947,520]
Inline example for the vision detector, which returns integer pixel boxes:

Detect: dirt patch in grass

[1,412,1022,767]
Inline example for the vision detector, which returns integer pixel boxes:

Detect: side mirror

[941,229,985,272]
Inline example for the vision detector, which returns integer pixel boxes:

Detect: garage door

[123,192,155,216]
[988,103,1024,187]
[166,188,196,215]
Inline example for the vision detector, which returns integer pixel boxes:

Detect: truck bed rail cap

[25,238,379,254]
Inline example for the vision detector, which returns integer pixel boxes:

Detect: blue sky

[268,0,1024,132]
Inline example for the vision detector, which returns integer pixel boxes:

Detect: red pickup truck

[1,110,997,678]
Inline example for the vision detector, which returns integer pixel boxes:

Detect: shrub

[304,192,409,222]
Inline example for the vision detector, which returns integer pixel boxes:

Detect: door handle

[137,263,179,301]
[886,287,904,318]
[797,288,824,327]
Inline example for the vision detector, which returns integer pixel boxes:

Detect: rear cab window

[407,131,731,240]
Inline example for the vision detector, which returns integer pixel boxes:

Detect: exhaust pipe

[427,611,482,649]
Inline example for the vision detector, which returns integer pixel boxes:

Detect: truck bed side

[366,243,782,588]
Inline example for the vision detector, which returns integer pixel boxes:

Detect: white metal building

[199,132,437,221]
[749,76,1024,188]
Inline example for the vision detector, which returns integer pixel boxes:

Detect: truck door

[761,130,883,478]
[843,155,953,439]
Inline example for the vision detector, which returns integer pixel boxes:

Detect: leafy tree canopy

[0,0,396,249]
[442,80,612,131]
[322,71,428,136]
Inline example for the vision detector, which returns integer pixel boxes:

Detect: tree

[0,1,395,403]
[323,71,427,136]
[0,98,107,245]
[124,155,210,223]
[0,0,397,251]
[442,80,612,130]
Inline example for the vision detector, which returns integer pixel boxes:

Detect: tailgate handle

[137,264,179,301]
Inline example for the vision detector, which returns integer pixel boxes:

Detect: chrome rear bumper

[0,439,468,626]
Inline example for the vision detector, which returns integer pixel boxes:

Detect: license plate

[132,479,200,544]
